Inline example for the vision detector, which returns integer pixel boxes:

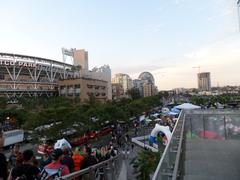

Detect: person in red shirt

[44,149,69,177]
[72,147,84,171]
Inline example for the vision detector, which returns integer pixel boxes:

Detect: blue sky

[0,0,239,89]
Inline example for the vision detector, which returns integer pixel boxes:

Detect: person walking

[8,144,22,169]
[61,148,74,173]
[41,148,70,179]
[72,147,84,172]
[8,149,40,180]
[81,147,97,169]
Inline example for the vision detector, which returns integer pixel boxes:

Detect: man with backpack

[8,149,40,180]
[40,148,69,179]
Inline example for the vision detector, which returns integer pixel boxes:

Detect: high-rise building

[133,79,143,96]
[138,72,155,84]
[137,71,157,97]
[143,84,158,97]
[112,83,124,100]
[112,73,132,94]
[198,72,211,91]
[73,49,89,70]
[91,65,112,100]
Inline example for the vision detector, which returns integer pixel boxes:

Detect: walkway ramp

[184,139,240,180]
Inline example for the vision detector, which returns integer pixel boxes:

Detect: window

[75,84,80,88]
[87,84,93,89]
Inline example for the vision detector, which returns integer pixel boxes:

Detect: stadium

[0,52,74,98]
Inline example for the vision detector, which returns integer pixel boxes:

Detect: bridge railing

[152,110,185,180]
[152,109,240,180]
[184,110,240,140]
[59,153,123,180]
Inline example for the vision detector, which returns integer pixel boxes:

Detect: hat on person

[51,148,63,160]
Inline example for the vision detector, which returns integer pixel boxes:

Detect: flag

[238,0,240,5]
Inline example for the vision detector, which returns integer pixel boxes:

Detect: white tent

[175,103,201,110]
[162,107,170,113]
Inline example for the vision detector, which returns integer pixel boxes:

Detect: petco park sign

[0,60,37,68]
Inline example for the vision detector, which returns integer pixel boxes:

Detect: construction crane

[192,66,201,74]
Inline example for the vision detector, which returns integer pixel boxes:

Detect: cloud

[112,64,169,75]
[154,33,240,90]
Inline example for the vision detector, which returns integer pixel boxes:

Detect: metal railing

[60,153,123,180]
[152,110,185,180]
[152,109,240,180]
[185,110,240,140]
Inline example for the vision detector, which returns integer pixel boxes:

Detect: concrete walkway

[117,145,142,180]
[184,139,240,180]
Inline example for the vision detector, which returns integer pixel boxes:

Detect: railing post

[89,167,95,180]
[190,117,192,139]
[224,115,227,140]
[110,160,115,180]
[203,114,205,138]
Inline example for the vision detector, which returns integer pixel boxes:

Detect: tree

[131,149,162,180]
[127,88,141,100]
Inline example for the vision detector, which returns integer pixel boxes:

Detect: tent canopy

[175,103,201,110]
[167,112,178,116]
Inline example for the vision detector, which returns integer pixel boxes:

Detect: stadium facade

[0,52,74,98]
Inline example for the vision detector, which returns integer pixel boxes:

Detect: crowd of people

[0,130,119,180]
[0,117,163,180]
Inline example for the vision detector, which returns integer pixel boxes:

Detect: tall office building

[198,72,211,91]
[91,65,112,100]
[73,49,89,70]
[137,71,158,97]
[143,83,158,97]
[133,79,143,96]
[112,73,132,94]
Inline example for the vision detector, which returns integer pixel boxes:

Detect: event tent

[175,103,201,110]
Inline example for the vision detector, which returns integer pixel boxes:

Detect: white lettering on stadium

[0,60,66,72]
[0,60,37,68]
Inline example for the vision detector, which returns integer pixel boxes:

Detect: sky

[0,0,239,90]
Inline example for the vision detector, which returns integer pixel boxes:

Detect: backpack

[40,166,64,180]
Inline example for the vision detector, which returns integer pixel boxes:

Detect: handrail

[152,110,183,180]
[172,113,185,179]
[60,153,122,180]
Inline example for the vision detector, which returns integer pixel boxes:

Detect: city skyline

[0,0,239,90]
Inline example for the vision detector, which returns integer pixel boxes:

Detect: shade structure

[175,103,201,110]
[171,108,181,113]
[167,111,178,116]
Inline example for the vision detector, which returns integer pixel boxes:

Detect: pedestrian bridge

[152,109,240,180]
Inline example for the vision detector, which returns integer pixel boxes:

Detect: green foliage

[190,94,237,106]
[127,88,141,100]
[0,94,162,140]
[131,149,162,180]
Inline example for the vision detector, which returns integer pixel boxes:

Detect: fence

[152,109,240,180]
[60,153,123,180]
[152,110,185,180]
